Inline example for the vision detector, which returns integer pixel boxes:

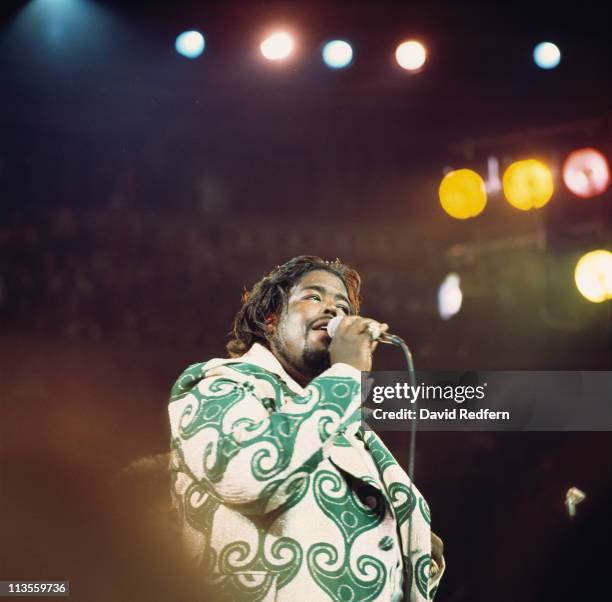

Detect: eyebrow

[301,285,352,309]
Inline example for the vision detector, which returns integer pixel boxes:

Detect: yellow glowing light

[395,40,427,71]
[439,169,487,219]
[562,148,610,198]
[260,32,294,61]
[574,250,612,303]
[502,159,554,210]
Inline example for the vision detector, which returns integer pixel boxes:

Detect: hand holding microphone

[328,316,400,344]
[327,315,389,372]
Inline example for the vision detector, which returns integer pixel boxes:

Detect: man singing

[168,255,444,601]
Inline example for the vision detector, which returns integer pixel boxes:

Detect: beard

[301,344,332,378]
[270,330,331,383]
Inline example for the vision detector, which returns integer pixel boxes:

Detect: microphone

[326,316,402,346]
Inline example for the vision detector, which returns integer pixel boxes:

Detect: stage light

[533,42,561,69]
[574,250,612,303]
[260,32,294,61]
[34,0,72,6]
[562,148,610,198]
[395,40,427,71]
[175,30,205,59]
[438,273,463,320]
[439,169,487,219]
[322,40,353,69]
[502,160,553,210]
[9,0,115,54]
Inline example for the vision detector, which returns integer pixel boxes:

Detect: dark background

[1,1,611,600]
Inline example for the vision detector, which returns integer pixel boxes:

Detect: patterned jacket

[168,343,444,601]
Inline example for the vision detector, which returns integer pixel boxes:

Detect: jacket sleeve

[168,360,362,515]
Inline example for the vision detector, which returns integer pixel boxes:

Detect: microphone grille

[327,316,344,338]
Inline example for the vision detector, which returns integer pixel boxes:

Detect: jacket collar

[210,343,306,396]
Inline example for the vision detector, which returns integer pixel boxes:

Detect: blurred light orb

[438,273,463,320]
[574,250,612,303]
[322,40,353,69]
[502,159,554,210]
[260,32,294,61]
[395,40,427,71]
[439,169,487,219]
[562,148,610,198]
[533,42,561,69]
[175,31,205,59]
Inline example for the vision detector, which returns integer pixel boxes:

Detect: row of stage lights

[176,28,605,309]
[438,147,610,219]
[438,247,612,321]
[175,30,562,71]
[174,28,604,308]
[437,147,612,313]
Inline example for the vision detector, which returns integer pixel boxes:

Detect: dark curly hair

[227,255,361,357]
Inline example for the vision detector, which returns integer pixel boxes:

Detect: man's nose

[322,300,338,315]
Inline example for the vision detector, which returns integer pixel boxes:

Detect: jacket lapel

[362,429,414,559]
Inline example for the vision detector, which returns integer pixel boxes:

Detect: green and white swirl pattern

[168,346,443,601]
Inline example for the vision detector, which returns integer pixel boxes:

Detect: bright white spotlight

[322,40,353,69]
[533,42,561,69]
[260,32,294,61]
[574,250,612,303]
[175,30,205,59]
[395,40,427,71]
[563,148,610,198]
[438,273,463,320]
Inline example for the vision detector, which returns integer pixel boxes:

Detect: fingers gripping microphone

[326,316,403,346]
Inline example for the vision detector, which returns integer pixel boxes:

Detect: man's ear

[264,313,277,335]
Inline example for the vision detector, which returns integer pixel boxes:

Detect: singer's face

[269,270,352,386]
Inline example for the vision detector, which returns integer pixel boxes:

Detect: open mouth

[311,319,331,332]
